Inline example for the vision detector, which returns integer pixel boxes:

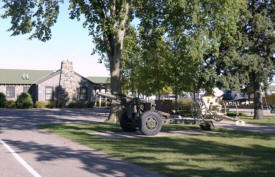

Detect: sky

[0,2,109,77]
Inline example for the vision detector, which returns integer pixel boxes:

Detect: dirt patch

[88,130,219,139]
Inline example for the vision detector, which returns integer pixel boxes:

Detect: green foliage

[266,95,275,105]
[1,0,132,94]
[5,100,16,108]
[66,102,78,108]
[16,93,33,109]
[66,102,88,108]
[227,112,245,117]
[0,92,6,108]
[87,101,95,108]
[96,100,105,107]
[172,98,193,116]
[2,0,272,105]
[214,0,274,119]
[46,100,56,108]
[120,0,248,96]
[56,101,66,108]
[66,101,95,108]
[173,98,193,111]
[121,26,142,93]
[35,101,47,108]
[1,0,60,41]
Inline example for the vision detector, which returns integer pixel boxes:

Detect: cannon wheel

[139,111,162,136]
[119,111,137,132]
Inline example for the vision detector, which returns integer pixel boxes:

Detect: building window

[79,87,87,100]
[23,86,29,93]
[6,86,15,98]
[45,87,53,101]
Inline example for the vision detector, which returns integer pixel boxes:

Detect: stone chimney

[59,60,77,103]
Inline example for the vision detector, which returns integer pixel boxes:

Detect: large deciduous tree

[211,0,274,119]
[238,0,274,119]
[1,0,132,94]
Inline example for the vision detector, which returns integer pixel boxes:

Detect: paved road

[0,108,166,177]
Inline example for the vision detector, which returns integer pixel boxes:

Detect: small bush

[35,101,47,108]
[67,102,89,108]
[56,101,66,108]
[5,100,16,108]
[227,112,245,117]
[16,93,33,109]
[88,101,95,108]
[172,98,193,116]
[95,100,99,107]
[67,102,78,108]
[172,98,193,110]
[0,92,6,108]
[46,100,56,108]
[101,100,106,107]
[96,100,109,107]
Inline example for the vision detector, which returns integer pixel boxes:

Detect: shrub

[46,100,56,108]
[172,98,193,110]
[5,100,16,108]
[101,100,106,107]
[0,92,6,108]
[35,101,47,108]
[67,102,89,108]
[172,98,193,116]
[56,101,66,108]
[16,93,33,109]
[87,101,95,108]
[67,102,78,108]
[226,112,245,117]
[266,94,275,105]
[95,100,108,107]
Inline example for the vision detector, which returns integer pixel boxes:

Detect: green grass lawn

[41,123,275,177]
[240,116,275,126]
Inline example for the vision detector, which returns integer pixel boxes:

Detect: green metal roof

[0,69,55,84]
[87,76,110,84]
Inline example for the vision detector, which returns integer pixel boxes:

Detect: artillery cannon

[97,92,164,135]
[97,91,245,135]
[191,93,246,130]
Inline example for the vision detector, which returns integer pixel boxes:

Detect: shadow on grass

[40,122,275,177]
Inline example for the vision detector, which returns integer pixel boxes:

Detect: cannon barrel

[97,92,117,100]
[97,92,149,104]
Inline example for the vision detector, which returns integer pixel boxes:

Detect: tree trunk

[107,42,122,122]
[109,43,122,94]
[174,88,178,111]
[108,1,130,95]
[253,80,264,120]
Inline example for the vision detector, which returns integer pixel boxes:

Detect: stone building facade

[0,60,100,105]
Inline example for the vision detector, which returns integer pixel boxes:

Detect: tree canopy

[2,0,273,119]
[2,0,132,94]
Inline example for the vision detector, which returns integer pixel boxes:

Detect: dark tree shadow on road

[0,108,109,131]
[4,139,163,177]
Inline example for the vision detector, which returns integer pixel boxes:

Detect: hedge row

[0,92,94,109]
[0,92,33,109]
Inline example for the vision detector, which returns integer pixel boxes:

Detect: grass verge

[240,116,275,126]
[40,123,275,177]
